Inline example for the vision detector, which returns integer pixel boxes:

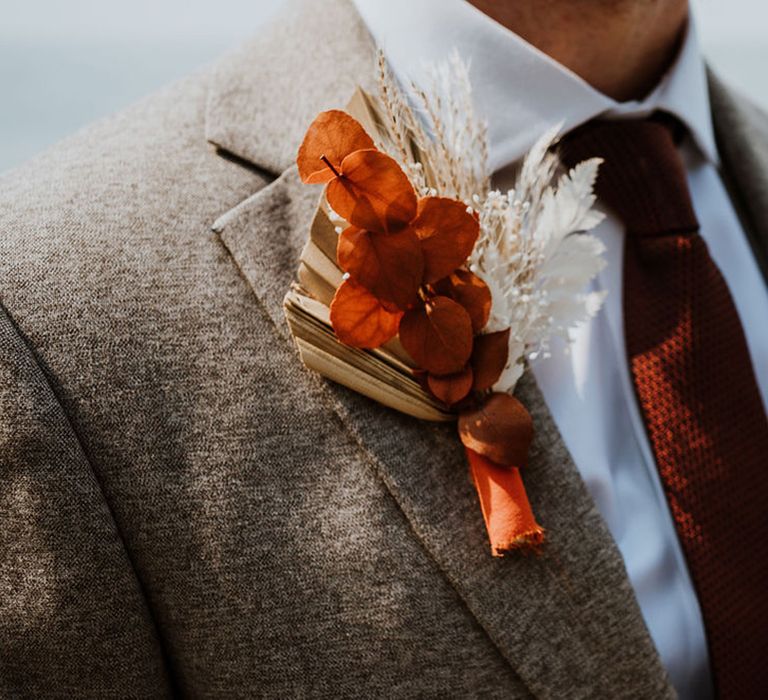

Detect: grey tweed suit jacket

[2,1,767,697]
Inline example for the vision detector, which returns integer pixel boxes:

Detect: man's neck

[467,0,689,102]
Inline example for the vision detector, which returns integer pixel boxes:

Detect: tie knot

[560,116,699,237]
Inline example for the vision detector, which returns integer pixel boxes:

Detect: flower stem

[320,154,341,178]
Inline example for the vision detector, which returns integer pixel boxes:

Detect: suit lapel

[709,69,768,282]
[207,1,674,696]
[212,166,672,698]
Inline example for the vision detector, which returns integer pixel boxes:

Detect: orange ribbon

[465,447,544,556]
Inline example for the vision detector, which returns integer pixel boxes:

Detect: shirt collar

[352,0,719,171]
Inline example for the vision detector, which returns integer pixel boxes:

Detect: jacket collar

[205,2,680,696]
[708,69,768,280]
[205,0,377,176]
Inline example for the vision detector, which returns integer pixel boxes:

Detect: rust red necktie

[562,117,768,699]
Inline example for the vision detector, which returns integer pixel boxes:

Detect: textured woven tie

[562,116,768,699]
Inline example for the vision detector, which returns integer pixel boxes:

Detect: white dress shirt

[352,1,768,698]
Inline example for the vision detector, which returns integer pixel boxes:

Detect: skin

[467,0,690,102]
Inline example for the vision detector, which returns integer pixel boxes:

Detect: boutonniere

[285,53,605,556]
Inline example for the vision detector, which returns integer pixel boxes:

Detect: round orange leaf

[413,197,480,283]
[297,110,375,184]
[326,149,417,233]
[471,329,511,392]
[337,226,423,310]
[427,366,474,406]
[433,269,491,333]
[329,278,403,349]
[458,393,533,467]
[399,296,473,376]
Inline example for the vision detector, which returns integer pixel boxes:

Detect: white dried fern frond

[470,157,607,391]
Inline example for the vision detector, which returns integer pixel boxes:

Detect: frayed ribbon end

[490,526,546,557]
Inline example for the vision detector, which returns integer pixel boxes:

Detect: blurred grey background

[1,0,766,173]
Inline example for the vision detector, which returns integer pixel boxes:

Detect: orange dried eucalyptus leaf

[329,278,403,349]
[326,149,417,233]
[399,296,473,376]
[433,269,492,333]
[427,366,474,406]
[337,226,423,310]
[471,329,511,392]
[413,197,480,283]
[458,393,533,467]
[297,110,375,184]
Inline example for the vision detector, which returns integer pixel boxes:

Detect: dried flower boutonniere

[285,53,605,556]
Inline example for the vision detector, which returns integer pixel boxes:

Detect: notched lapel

[211,162,673,698]
[205,0,377,177]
